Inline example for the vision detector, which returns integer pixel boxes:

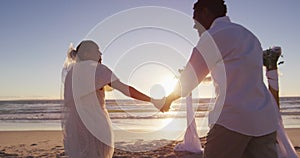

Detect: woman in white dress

[263,47,298,158]
[61,40,153,158]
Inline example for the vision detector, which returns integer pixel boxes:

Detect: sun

[160,75,178,96]
[149,75,178,99]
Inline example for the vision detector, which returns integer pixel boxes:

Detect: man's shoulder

[208,20,257,43]
[209,21,246,35]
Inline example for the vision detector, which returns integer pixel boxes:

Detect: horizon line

[1,96,300,102]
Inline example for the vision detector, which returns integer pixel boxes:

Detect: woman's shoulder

[96,64,115,76]
[97,63,110,71]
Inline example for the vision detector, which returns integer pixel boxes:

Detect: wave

[0,97,299,122]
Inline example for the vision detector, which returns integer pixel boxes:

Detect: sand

[0,129,299,158]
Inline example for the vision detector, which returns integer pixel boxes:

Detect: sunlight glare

[160,75,178,96]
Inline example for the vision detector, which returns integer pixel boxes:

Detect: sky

[0,0,300,100]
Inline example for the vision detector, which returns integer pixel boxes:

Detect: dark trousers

[203,124,278,158]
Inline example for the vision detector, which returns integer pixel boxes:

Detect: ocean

[0,97,299,142]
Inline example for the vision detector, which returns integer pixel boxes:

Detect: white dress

[62,61,118,158]
[267,70,298,158]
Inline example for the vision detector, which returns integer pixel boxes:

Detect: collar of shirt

[210,16,231,29]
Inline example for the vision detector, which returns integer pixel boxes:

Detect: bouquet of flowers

[263,46,284,70]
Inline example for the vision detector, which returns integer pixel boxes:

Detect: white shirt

[180,16,278,136]
[64,61,118,110]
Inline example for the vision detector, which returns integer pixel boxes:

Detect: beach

[0,129,299,158]
[1,98,299,157]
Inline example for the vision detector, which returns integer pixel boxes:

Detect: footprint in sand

[30,143,37,146]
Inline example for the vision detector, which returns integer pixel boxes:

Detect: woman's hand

[151,97,166,112]
[151,97,174,113]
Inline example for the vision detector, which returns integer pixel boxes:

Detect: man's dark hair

[194,0,227,17]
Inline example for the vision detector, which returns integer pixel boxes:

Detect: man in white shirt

[159,0,279,157]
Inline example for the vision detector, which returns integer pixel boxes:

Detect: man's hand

[151,97,166,112]
[151,97,174,112]
[160,97,173,112]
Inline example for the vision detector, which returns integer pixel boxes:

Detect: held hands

[151,97,166,112]
[151,96,173,112]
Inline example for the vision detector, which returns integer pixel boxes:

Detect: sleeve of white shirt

[179,32,221,97]
[95,64,119,90]
[196,31,223,69]
[178,47,209,97]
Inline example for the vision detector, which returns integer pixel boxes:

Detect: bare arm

[267,67,280,108]
[109,80,151,102]
[263,47,281,108]
[269,86,279,107]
